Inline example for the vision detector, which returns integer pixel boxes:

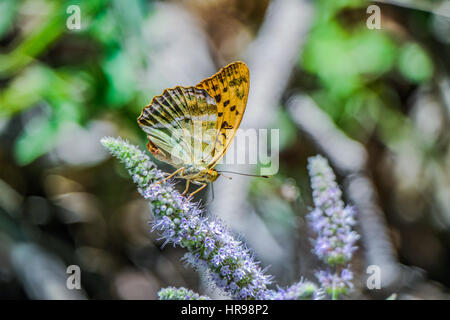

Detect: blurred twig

[438,77,450,117]
[140,2,216,93]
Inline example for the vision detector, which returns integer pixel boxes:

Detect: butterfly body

[138,61,249,197]
[180,165,219,183]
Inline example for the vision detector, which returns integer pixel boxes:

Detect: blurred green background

[0,0,449,299]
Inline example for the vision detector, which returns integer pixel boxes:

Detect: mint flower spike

[158,287,211,300]
[272,279,321,300]
[306,155,359,299]
[101,137,273,300]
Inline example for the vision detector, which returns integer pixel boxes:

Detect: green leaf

[14,106,60,165]
[0,0,17,39]
[14,101,80,166]
[0,65,52,117]
[398,42,434,83]
[103,50,137,107]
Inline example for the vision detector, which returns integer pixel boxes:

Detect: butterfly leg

[158,167,185,184]
[187,183,208,200]
[182,180,190,195]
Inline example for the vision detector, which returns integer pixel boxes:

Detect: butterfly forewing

[195,61,249,167]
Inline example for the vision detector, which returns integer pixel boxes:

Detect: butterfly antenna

[220,173,233,180]
[218,171,270,179]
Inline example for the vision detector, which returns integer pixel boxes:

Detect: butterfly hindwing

[195,61,249,167]
[138,86,218,167]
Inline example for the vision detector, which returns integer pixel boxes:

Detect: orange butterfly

[138,62,250,197]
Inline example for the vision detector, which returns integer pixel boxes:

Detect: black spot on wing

[221,121,233,129]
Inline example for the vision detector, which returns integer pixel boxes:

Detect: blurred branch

[243,0,314,129]
[210,0,314,270]
[287,94,425,292]
[438,77,450,117]
[140,2,216,93]
[0,179,22,216]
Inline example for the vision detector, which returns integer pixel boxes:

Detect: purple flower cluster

[315,269,354,294]
[147,184,272,299]
[307,155,359,298]
[102,138,356,300]
[101,137,272,300]
[158,287,211,300]
[272,279,320,300]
